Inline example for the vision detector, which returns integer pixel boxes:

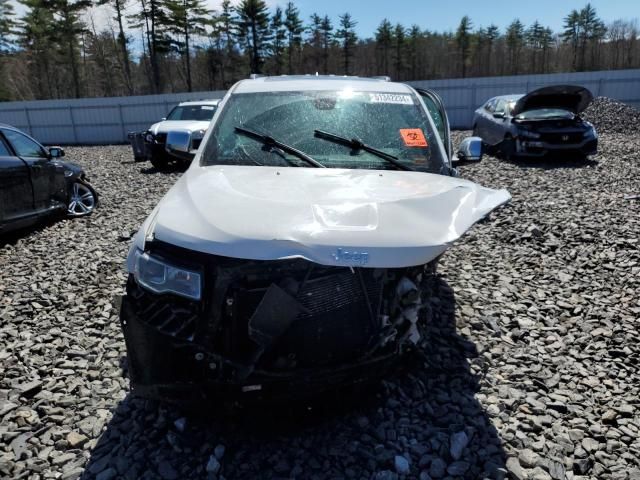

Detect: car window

[484,99,495,113]
[0,136,12,156]
[202,90,447,174]
[3,130,48,158]
[167,105,217,121]
[495,99,507,114]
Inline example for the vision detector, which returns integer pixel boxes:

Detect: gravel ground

[1,125,639,480]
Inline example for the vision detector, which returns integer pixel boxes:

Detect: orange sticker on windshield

[400,129,428,147]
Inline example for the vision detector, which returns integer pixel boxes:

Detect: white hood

[149,120,210,135]
[129,165,510,269]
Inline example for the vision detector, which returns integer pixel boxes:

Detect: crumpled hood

[149,120,210,135]
[131,166,510,268]
[512,85,593,116]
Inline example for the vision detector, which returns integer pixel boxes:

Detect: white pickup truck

[129,99,219,170]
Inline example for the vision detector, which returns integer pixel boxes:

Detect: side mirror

[48,146,65,158]
[161,117,167,121]
[165,130,191,154]
[492,111,505,119]
[452,137,483,166]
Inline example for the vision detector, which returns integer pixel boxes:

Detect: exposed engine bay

[120,241,437,399]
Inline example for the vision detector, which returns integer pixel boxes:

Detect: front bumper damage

[120,243,436,402]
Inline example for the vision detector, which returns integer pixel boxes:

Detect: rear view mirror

[452,137,483,166]
[165,130,191,154]
[48,146,65,158]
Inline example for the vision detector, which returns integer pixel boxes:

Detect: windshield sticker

[400,129,428,147]
[201,106,215,110]
[369,93,414,105]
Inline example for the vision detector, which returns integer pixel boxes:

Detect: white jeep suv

[120,75,510,401]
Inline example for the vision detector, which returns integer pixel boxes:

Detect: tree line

[0,0,638,101]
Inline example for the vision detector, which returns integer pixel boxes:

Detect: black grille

[541,132,584,145]
[126,277,199,342]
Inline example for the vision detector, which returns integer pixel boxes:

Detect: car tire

[499,135,516,161]
[150,154,170,171]
[67,181,98,217]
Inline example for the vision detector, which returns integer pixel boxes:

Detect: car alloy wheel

[67,181,96,216]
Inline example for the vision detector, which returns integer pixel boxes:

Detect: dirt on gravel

[1,130,639,480]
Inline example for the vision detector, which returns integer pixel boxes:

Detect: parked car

[129,99,220,170]
[0,124,97,235]
[472,85,598,159]
[119,75,510,402]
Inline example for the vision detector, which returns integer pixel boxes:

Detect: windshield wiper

[235,126,325,168]
[314,130,414,171]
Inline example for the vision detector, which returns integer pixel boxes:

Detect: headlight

[133,250,201,300]
[191,129,206,140]
[519,129,541,139]
[584,126,597,138]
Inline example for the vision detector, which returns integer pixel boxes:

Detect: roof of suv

[178,99,220,107]
[233,75,414,94]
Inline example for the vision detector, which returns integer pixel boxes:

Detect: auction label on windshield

[400,129,428,147]
[369,93,414,105]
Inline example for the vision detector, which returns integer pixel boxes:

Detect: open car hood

[132,166,511,269]
[511,85,593,116]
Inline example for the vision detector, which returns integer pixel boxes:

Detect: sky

[8,0,640,37]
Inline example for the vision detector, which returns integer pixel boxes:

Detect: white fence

[0,90,225,145]
[0,68,639,144]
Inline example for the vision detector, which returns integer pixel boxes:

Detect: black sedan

[0,124,97,234]
[472,85,598,160]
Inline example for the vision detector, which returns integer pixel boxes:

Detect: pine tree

[505,19,525,74]
[393,23,406,80]
[0,0,17,100]
[562,9,581,70]
[375,19,393,75]
[269,7,286,74]
[96,0,133,93]
[335,13,357,75]
[52,0,91,98]
[284,1,302,74]
[218,0,236,86]
[320,15,332,74]
[0,0,16,53]
[407,24,421,79]
[165,0,210,91]
[129,0,171,93]
[455,15,472,77]
[236,0,271,74]
[307,13,323,72]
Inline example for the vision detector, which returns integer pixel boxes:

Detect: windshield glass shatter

[201,90,445,173]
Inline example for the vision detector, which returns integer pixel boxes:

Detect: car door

[476,98,495,140]
[2,128,66,212]
[487,99,509,145]
[0,131,34,224]
[414,88,452,164]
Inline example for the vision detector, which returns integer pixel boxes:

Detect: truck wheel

[150,154,169,171]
